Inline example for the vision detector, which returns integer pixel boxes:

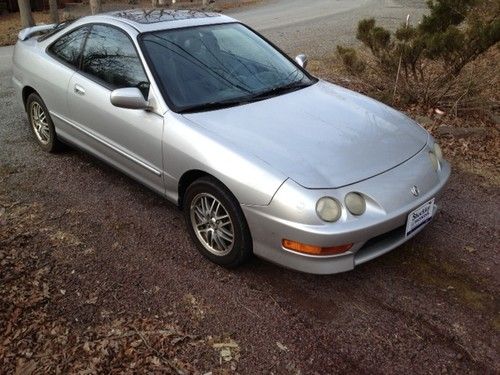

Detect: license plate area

[405,198,435,236]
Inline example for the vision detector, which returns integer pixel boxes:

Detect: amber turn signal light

[282,239,353,256]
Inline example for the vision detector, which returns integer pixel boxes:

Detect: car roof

[87,9,237,33]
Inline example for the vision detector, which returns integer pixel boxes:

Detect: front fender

[162,112,287,206]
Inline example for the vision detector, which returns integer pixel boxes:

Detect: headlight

[345,192,366,215]
[434,143,443,160]
[316,197,341,222]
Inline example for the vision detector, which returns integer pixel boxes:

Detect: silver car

[12,9,450,274]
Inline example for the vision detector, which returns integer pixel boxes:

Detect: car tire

[26,93,61,152]
[183,176,253,268]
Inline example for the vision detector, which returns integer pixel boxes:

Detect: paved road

[0,45,13,63]
[232,0,373,30]
[0,0,426,60]
[230,0,428,56]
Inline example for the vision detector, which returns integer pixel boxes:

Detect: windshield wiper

[250,80,311,100]
[181,97,255,114]
[180,81,312,114]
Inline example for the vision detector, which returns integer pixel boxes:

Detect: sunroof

[110,9,220,24]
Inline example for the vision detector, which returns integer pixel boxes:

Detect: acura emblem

[411,185,420,197]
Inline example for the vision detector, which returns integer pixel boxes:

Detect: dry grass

[0,12,53,46]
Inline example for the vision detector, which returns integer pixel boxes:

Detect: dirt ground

[1,23,499,375]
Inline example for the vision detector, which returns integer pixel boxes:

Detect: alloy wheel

[190,192,235,256]
[30,101,50,145]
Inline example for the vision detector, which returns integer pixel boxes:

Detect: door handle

[74,84,86,95]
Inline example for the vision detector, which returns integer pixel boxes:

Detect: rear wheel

[183,177,253,268]
[26,93,61,152]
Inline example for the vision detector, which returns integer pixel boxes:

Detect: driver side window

[81,24,149,97]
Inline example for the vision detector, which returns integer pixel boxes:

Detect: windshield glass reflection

[141,23,315,112]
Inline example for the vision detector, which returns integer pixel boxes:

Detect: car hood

[183,80,428,189]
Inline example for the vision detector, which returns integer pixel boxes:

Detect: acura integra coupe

[12,9,450,274]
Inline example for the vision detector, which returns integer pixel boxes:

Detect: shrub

[337,0,500,113]
[336,46,366,74]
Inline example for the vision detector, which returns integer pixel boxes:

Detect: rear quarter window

[48,26,88,68]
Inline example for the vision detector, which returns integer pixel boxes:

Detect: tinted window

[141,23,313,112]
[49,27,88,67]
[81,25,148,95]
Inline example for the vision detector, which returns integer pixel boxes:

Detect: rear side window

[81,24,148,93]
[48,27,88,67]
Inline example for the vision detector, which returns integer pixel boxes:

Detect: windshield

[140,23,315,112]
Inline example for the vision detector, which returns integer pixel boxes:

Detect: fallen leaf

[15,359,36,375]
[83,342,92,353]
[42,283,50,298]
[0,207,6,225]
[85,296,98,305]
[220,348,232,362]
[213,340,239,348]
[151,356,161,366]
[277,341,288,351]
[465,246,476,253]
[130,339,143,348]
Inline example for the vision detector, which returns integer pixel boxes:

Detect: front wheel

[183,177,253,268]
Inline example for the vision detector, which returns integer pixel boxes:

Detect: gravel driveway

[230,0,429,56]
[1,2,499,373]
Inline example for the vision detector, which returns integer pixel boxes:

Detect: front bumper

[242,148,451,274]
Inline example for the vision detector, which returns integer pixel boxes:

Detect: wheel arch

[22,86,38,110]
[178,170,232,209]
[178,170,211,208]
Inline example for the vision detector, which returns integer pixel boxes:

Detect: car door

[42,26,89,135]
[67,24,164,194]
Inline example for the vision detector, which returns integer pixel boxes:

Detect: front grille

[354,225,406,265]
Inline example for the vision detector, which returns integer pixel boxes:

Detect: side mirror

[110,87,150,110]
[295,54,308,69]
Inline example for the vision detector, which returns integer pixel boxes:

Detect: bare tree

[49,0,59,24]
[89,0,102,15]
[18,0,34,28]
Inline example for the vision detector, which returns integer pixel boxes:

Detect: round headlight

[434,143,443,160]
[429,151,439,171]
[316,197,341,222]
[345,192,366,215]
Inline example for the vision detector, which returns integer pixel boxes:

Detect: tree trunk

[49,0,59,24]
[18,0,34,28]
[89,0,101,15]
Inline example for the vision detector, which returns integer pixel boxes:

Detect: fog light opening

[282,239,353,256]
